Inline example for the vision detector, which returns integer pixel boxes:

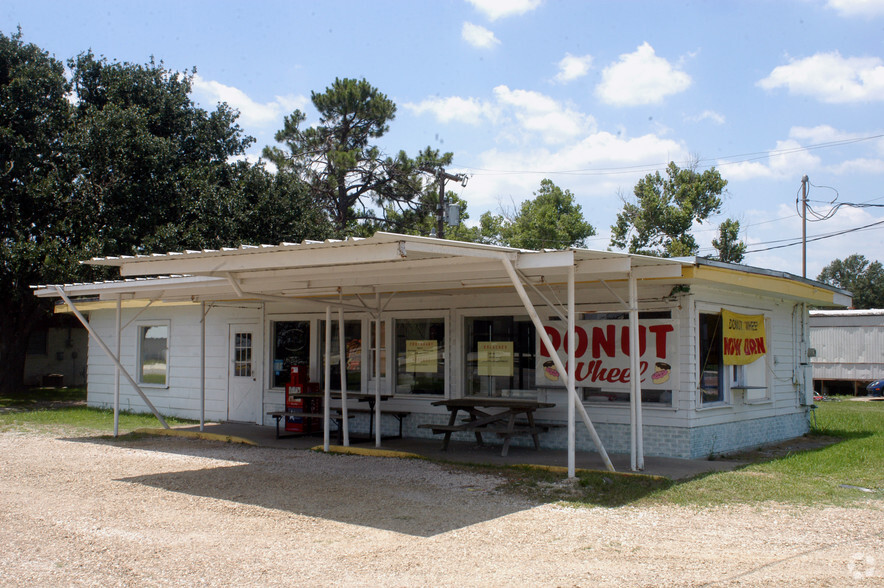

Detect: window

[465,316,536,397]
[138,324,168,386]
[699,313,724,404]
[233,332,252,377]
[27,329,48,356]
[271,321,310,388]
[318,320,362,392]
[394,318,445,395]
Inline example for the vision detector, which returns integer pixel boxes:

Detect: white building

[34,233,850,471]
[810,309,884,395]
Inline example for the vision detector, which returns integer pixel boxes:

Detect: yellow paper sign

[722,309,766,365]
[406,340,437,373]
[478,341,513,377]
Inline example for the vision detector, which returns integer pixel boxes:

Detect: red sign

[537,319,677,389]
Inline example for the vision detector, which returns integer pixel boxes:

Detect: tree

[817,254,884,309]
[0,30,76,395]
[0,36,328,394]
[263,78,448,236]
[474,179,596,249]
[610,161,727,257]
[711,218,746,263]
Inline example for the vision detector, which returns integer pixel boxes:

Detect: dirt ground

[1,428,882,587]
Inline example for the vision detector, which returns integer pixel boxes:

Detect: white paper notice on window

[406,340,437,373]
[478,341,513,377]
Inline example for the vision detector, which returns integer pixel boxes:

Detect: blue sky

[4,0,884,279]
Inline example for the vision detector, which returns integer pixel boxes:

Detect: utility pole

[422,166,468,239]
[801,175,808,278]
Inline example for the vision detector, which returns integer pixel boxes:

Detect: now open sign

[722,309,767,366]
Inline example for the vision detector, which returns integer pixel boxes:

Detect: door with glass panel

[228,324,260,422]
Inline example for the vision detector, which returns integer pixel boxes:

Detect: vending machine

[284,366,322,433]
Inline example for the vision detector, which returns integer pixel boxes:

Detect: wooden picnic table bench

[265,411,352,441]
[419,397,555,457]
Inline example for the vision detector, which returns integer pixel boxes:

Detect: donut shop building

[35,233,849,473]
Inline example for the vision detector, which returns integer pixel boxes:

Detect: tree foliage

[0,33,328,393]
[817,254,884,309]
[711,218,746,263]
[474,179,596,249]
[611,162,727,257]
[0,30,76,395]
[263,77,448,236]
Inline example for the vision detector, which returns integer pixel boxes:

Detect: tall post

[801,175,808,278]
[629,271,644,470]
[567,264,576,478]
[323,306,331,451]
[437,171,446,240]
[114,296,121,437]
[200,301,206,432]
[375,293,382,448]
[338,302,349,446]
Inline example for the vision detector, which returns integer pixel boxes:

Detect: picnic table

[421,397,555,457]
[331,393,409,440]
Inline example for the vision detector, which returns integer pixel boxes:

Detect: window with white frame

[138,323,169,386]
[270,320,310,388]
[698,312,725,404]
[394,317,445,395]
[318,319,362,392]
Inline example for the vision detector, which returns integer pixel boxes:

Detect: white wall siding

[86,303,262,422]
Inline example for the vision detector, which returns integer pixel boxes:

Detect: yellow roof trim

[682,265,837,304]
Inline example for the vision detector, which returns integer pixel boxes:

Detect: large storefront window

[699,313,724,404]
[394,318,445,395]
[271,321,310,388]
[465,316,536,397]
[318,320,362,392]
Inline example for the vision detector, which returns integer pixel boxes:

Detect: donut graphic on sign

[542,360,559,382]
[652,362,671,385]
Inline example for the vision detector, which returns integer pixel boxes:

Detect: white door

[228,324,259,422]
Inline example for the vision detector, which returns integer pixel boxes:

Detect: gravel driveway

[1,428,881,587]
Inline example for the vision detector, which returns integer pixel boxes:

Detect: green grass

[492,399,884,508]
[0,387,194,433]
[0,386,87,408]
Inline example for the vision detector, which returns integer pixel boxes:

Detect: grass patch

[0,386,87,408]
[463,400,883,508]
[0,387,194,433]
[639,399,883,507]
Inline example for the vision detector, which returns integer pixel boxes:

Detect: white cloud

[826,0,884,17]
[404,96,496,125]
[757,51,884,103]
[555,53,593,83]
[464,131,688,212]
[406,86,593,145]
[191,74,307,127]
[466,0,542,20]
[826,158,884,174]
[722,138,822,181]
[461,22,500,49]
[595,42,692,106]
[719,125,884,182]
[685,110,726,125]
[493,85,596,144]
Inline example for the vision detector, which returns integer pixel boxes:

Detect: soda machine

[284,365,321,433]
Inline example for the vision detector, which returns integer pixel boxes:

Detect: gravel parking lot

[1,429,881,587]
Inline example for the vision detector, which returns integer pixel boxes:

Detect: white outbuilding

[33,233,850,474]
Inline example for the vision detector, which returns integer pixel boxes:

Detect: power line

[454,133,884,178]
[743,218,884,254]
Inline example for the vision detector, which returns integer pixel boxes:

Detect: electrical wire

[454,133,884,178]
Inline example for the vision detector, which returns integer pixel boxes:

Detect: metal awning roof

[32,232,850,307]
[34,233,687,302]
